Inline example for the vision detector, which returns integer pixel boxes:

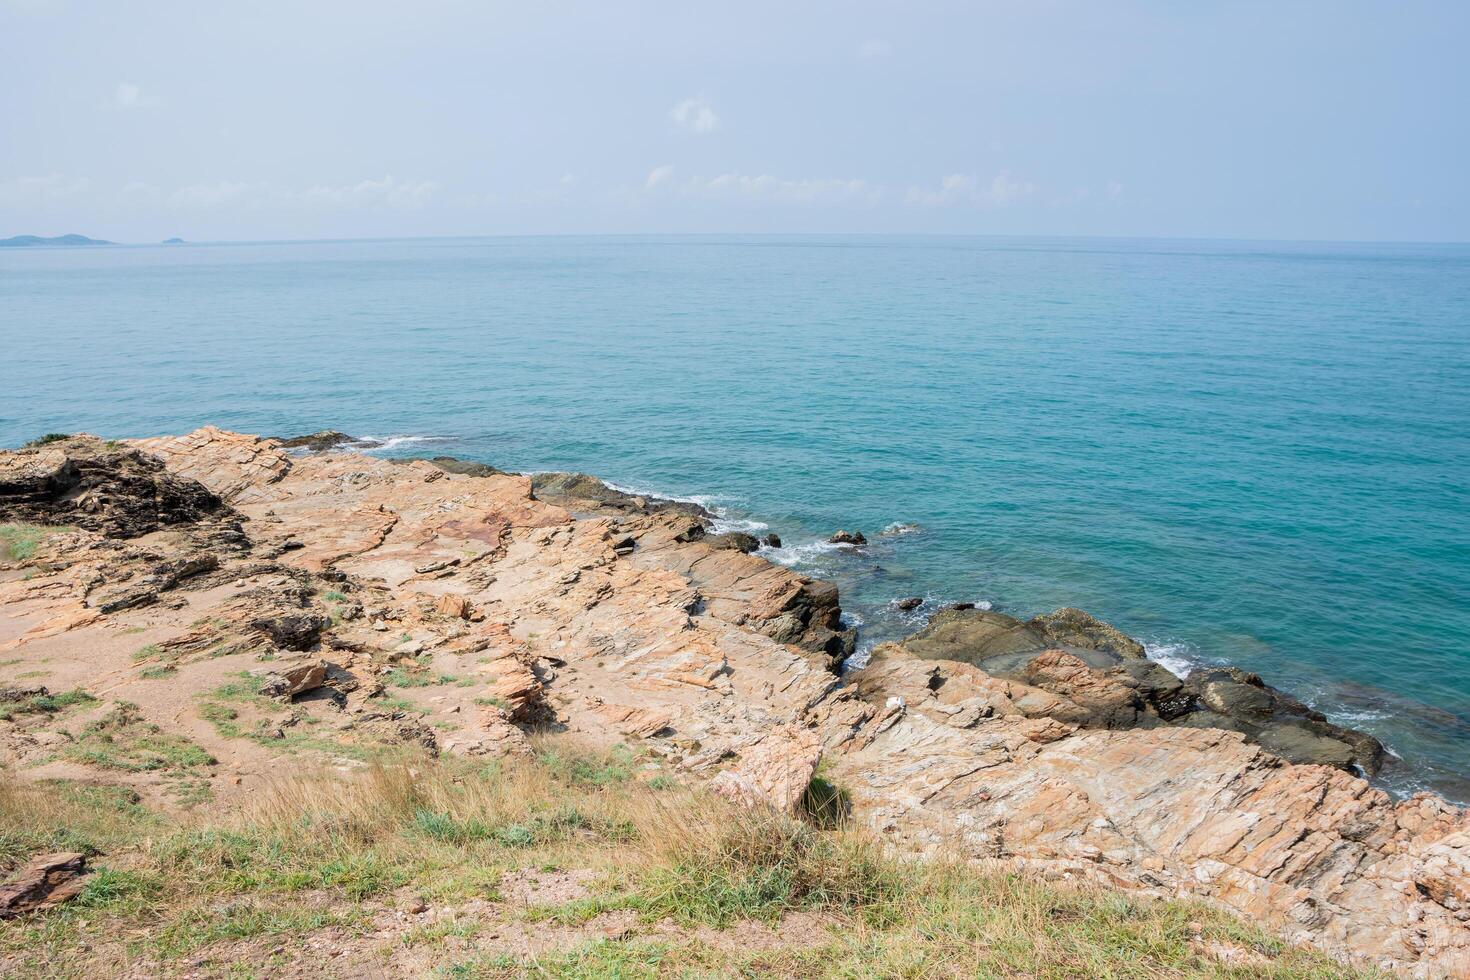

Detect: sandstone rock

[435,594,473,620]
[260,661,328,699]
[709,727,822,813]
[5,427,1460,974]
[0,852,88,918]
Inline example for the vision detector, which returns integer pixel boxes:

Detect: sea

[2,234,1467,800]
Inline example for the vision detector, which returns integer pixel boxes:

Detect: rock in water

[829,529,867,545]
[274,430,365,452]
[896,596,924,611]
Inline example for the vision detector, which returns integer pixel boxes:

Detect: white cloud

[670,97,719,134]
[906,171,1036,207]
[560,173,576,185]
[112,82,158,110]
[856,39,892,60]
[645,164,675,189]
[0,173,90,206]
[677,172,876,205]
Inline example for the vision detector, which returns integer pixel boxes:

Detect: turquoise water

[3,235,1468,799]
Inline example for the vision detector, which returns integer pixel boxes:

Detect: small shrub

[22,433,71,448]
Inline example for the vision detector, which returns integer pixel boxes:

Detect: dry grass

[0,739,1375,979]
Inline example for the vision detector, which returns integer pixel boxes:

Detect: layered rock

[896,605,1381,772]
[0,428,1464,975]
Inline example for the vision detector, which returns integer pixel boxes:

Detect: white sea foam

[879,521,924,536]
[354,434,451,452]
[1144,640,1198,678]
[762,539,847,567]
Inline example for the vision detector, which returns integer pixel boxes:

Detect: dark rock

[763,533,782,548]
[948,602,976,611]
[1029,607,1147,658]
[708,532,760,553]
[1184,667,1385,773]
[896,597,924,611]
[901,607,1051,666]
[673,520,706,544]
[274,431,364,452]
[530,472,710,518]
[0,852,88,919]
[251,613,331,651]
[0,436,228,539]
[829,529,867,545]
[419,456,503,478]
[0,685,48,702]
[93,553,222,613]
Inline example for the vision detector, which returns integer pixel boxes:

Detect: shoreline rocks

[896,604,1384,772]
[1,427,1463,974]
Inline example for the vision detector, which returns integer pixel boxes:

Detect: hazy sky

[2,1,1465,242]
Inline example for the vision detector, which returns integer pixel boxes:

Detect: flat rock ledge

[0,428,1466,976]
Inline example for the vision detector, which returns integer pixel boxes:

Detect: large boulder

[899,607,1052,667]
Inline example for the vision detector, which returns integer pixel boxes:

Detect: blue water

[3,235,1468,799]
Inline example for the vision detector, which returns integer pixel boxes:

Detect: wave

[1143,640,1200,679]
[353,434,452,452]
[879,521,924,536]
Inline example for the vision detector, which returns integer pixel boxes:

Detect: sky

[1,0,1466,243]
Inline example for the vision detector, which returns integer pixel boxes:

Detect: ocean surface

[2,235,1468,800]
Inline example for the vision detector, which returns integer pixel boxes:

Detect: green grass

[0,742,1375,979]
[0,688,96,722]
[0,523,50,562]
[63,703,216,773]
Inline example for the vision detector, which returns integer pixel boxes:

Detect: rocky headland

[1,428,1467,976]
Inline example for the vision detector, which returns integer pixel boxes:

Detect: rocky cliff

[1,428,1466,975]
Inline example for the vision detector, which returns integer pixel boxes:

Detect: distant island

[162,237,186,244]
[0,234,113,248]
